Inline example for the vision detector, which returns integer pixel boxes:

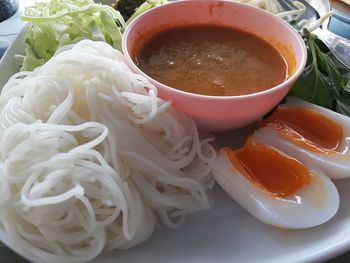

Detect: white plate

[2,7,350,263]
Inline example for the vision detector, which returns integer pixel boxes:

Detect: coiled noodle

[0,40,215,263]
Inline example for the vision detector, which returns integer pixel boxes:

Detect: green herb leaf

[289,63,334,108]
[288,29,350,116]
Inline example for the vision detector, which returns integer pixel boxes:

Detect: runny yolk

[261,106,343,154]
[224,137,311,197]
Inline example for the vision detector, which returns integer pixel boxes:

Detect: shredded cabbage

[21,0,126,71]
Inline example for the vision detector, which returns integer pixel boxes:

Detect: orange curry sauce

[224,137,311,197]
[261,106,344,154]
[135,24,288,96]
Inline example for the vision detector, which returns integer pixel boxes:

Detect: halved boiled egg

[211,137,339,229]
[257,97,350,179]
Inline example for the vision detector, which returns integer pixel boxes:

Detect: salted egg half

[211,137,339,229]
[257,97,350,179]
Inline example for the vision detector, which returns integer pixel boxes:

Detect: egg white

[256,97,350,179]
[210,146,339,229]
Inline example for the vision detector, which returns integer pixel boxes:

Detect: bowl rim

[122,0,307,101]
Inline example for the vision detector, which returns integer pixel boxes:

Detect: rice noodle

[236,0,285,15]
[236,0,332,33]
[0,40,216,263]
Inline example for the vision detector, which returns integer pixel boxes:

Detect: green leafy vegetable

[112,0,167,23]
[289,29,350,116]
[112,0,147,21]
[20,0,167,72]
[21,0,126,71]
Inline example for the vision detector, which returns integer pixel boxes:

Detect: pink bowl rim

[122,0,308,101]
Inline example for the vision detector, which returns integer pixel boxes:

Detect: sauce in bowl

[135,24,288,96]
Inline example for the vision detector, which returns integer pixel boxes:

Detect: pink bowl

[122,0,307,132]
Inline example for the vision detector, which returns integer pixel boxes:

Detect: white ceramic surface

[1,27,350,263]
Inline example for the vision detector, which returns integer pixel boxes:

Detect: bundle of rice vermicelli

[0,40,216,263]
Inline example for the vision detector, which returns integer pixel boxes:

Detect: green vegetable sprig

[112,0,147,21]
[289,29,350,116]
[112,0,167,24]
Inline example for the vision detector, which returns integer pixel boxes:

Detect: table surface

[0,0,350,262]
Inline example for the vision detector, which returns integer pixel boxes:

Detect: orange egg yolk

[261,106,343,154]
[224,137,311,197]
